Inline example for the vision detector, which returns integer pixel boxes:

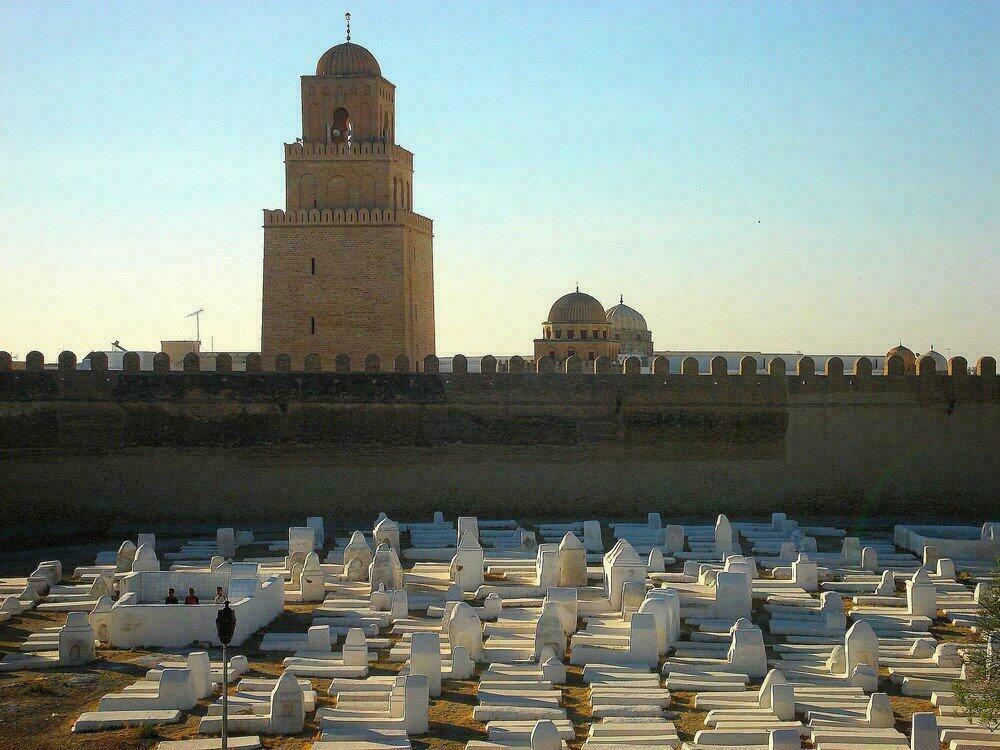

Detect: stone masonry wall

[0,367,996,526]
[262,223,405,368]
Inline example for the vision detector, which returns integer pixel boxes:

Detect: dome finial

[345,11,351,42]
[575,282,579,293]
[620,294,623,304]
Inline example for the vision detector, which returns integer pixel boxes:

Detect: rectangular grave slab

[72,710,182,733]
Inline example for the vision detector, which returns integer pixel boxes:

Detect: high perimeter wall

[0,356,996,527]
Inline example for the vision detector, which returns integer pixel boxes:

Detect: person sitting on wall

[184,588,200,605]
[164,587,179,604]
[214,586,226,605]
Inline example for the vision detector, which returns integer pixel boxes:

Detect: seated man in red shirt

[184,587,200,605]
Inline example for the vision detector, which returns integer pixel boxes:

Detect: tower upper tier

[301,40,395,145]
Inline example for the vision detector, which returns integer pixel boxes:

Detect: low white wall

[896,524,1000,560]
[120,570,233,604]
[109,574,284,648]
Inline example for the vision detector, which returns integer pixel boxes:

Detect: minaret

[261,18,434,370]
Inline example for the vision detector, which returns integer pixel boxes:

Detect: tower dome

[546,290,607,324]
[605,298,648,332]
[316,42,382,77]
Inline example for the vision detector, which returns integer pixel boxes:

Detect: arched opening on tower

[327,107,352,144]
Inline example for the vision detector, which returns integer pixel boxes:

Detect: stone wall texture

[261,215,433,369]
[0,369,996,526]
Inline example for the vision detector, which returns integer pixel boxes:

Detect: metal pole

[221,642,228,750]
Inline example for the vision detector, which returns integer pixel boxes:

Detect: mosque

[0,26,963,379]
[526,287,947,375]
[243,27,954,377]
[532,289,651,366]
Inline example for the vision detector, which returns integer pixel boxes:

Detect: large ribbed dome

[885,343,917,374]
[886,343,915,363]
[316,42,381,77]
[547,290,607,324]
[605,298,648,332]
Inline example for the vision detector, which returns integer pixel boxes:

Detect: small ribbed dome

[316,42,381,77]
[606,298,648,332]
[920,348,947,368]
[547,290,607,324]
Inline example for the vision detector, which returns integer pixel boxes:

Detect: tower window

[555,330,562,339]
[310,317,316,335]
[328,107,351,144]
[567,330,575,340]
[310,258,316,275]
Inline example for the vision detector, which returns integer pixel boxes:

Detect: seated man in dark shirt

[184,587,200,605]
[164,587,179,604]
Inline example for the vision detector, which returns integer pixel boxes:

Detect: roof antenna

[345,11,351,42]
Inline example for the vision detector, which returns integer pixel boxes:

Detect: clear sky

[1,1,997,361]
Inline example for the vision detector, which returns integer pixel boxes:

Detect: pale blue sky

[1,1,997,360]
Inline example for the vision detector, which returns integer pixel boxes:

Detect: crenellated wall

[0,350,996,525]
[262,207,432,235]
[283,141,413,166]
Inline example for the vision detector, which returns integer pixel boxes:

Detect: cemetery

[2,7,996,750]
[0,514,997,750]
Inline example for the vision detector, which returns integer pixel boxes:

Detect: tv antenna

[110,340,127,352]
[186,308,204,344]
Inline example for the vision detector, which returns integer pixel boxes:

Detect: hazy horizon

[2,1,997,361]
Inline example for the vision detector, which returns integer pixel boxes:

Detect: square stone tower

[261,34,434,371]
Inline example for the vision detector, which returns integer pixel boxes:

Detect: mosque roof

[546,290,608,325]
[606,297,648,332]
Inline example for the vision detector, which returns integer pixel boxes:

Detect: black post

[215,601,236,750]
[221,641,228,749]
